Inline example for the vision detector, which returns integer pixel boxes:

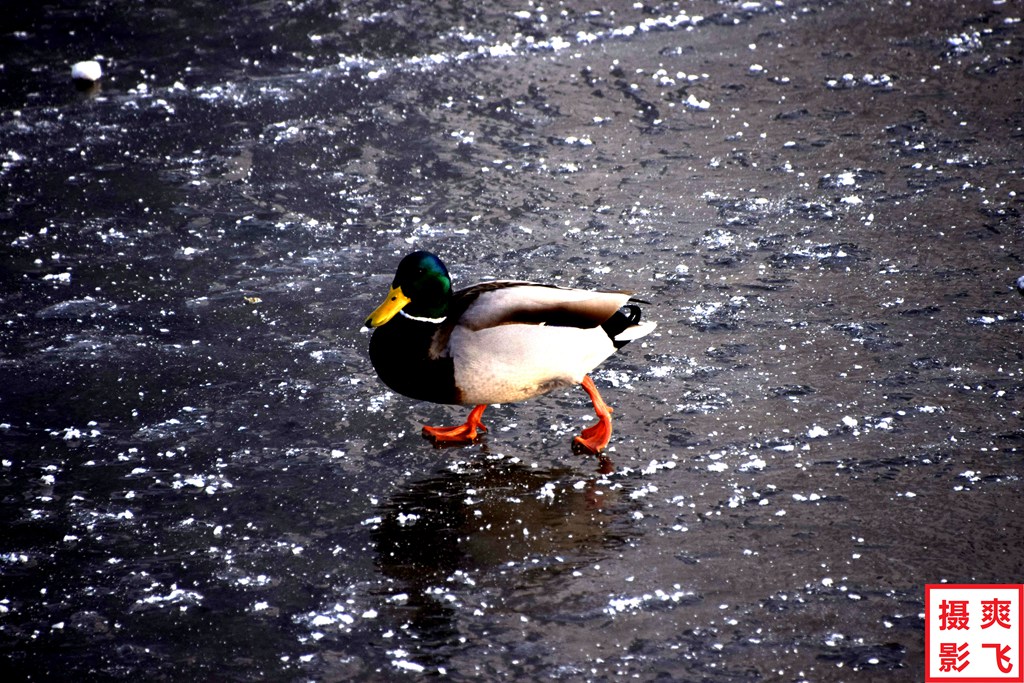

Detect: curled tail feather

[602,304,656,349]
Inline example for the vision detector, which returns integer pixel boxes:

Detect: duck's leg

[572,375,614,454]
[422,404,488,445]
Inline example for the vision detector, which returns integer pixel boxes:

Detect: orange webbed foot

[571,375,614,455]
[422,404,488,446]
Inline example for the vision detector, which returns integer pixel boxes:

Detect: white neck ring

[399,310,447,324]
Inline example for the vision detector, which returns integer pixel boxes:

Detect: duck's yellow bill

[364,286,411,327]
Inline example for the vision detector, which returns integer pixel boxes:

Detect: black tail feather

[602,304,643,348]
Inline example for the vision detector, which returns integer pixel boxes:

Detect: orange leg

[572,375,614,454]
[422,404,488,445]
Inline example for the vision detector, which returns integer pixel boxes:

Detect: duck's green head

[364,251,452,327]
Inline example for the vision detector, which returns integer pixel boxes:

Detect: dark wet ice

[1,1,1022,680]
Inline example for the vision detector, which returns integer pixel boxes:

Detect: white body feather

[444,284,650,405]
[451,324,616,404]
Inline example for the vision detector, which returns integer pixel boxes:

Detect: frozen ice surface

[2,0,1023,681]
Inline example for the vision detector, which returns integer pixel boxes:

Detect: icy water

[2,1,1023,680]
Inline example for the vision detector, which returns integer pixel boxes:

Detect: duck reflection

[369,456,626,653]
[373,458,623,582]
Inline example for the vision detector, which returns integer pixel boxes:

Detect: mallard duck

[363,251,656,454]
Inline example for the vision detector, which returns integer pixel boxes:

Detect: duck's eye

[390,296,397,301]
